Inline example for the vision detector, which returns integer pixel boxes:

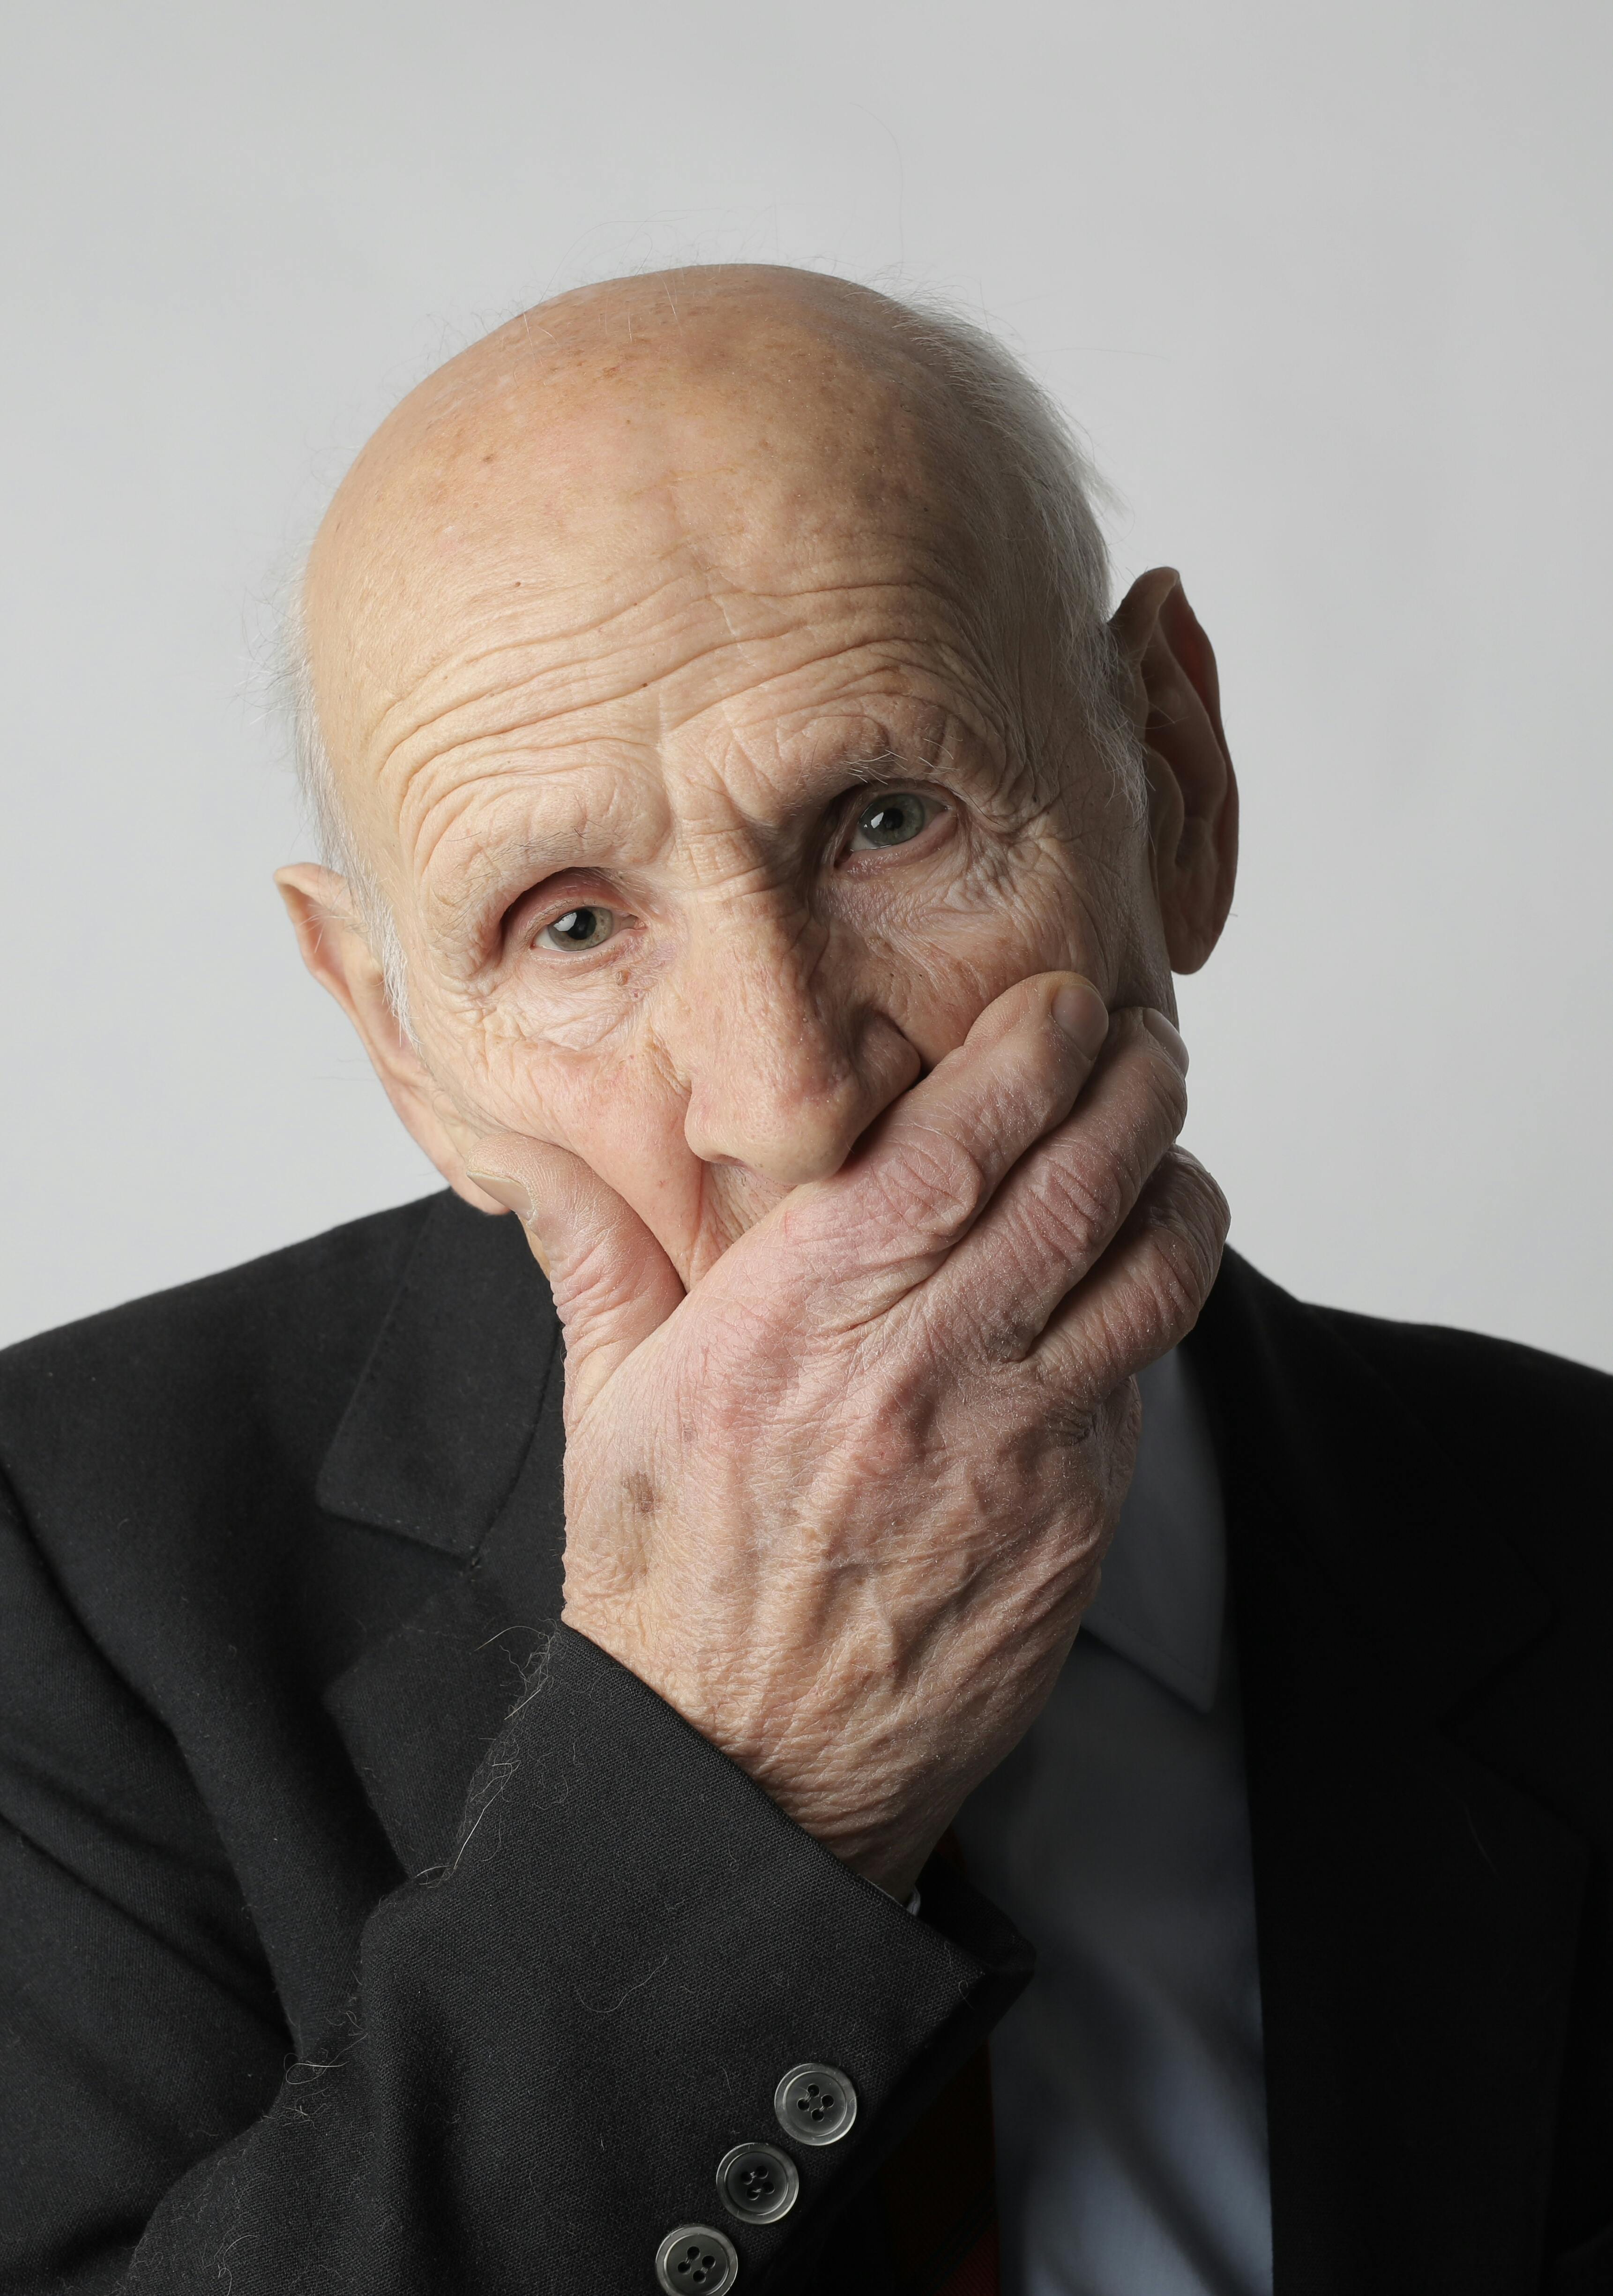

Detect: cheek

[851,849,1114,1067]
[414,972,636,1130]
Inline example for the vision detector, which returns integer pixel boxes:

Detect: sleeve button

[655,2225,739,2294]
[773,2062,858,2146]
[716,2140,799,2223]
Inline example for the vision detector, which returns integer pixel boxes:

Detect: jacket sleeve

[0,1480,1031,2296]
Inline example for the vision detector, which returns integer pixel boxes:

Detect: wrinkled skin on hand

[472,984,1224,1896]
[276,266,1239,1897]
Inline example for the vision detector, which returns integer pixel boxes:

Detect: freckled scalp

[297,264,1138,906]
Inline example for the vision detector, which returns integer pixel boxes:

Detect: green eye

[541,905,616,952]
[851,792,932,850]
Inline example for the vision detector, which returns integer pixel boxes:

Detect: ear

[1109,569,1239,974]
[274,865,509,1215]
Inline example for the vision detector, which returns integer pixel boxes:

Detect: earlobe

[1108,571,1240,976]
[273,865,510,1217]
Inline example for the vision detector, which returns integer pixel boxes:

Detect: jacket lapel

[311,1203,1591,2289]
[1189,1254,1588,2296]
[317,1194,570,1878]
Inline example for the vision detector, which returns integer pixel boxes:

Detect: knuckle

[1156,1147,1231,1252]
[1128,1161,1229,1332]
[868,1122,989,1241]
[1139,1227,1205,1333]
[965,1229,1063,1363]
[1031,1148,1130,1261]
[1037,1386,1103,1446]
[1110,1012,1189,1131]
[1180,1149,1232,1243]
[555,1229,640,1326]
[1140,1041,1190,1135]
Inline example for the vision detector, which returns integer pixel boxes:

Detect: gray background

[3,0,1609,1367]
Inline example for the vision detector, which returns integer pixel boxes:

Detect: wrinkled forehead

[303,287,1015,817]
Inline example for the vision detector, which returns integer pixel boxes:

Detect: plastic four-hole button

[773,2063,858,2147]
[715,2141,799,2224]
[655,2224,739,2295]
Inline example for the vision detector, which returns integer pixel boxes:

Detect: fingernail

[1140,1009,1189,1074]
[466,1168,536,1222]
[1052,981,1109,1059]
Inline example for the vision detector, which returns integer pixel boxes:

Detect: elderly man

[1,268,1607,2296]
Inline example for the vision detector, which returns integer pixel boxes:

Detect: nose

[673,918,920,1186]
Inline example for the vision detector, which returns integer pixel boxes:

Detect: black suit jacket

[0,1192,1608,2294]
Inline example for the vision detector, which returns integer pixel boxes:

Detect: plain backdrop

[2,0,1609,1368]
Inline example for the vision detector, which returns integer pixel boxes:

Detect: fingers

[926,1007,1190,1355]
[1031,1145,1230,1398]
[803,972,1110,1285]
[465,1133,685,1412]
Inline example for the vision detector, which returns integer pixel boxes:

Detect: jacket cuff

[438,1621,1033,2286]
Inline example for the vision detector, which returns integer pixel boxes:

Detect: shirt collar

[1079,1346,1227,1714]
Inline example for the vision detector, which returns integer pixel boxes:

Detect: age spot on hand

[622,1469,659,1520]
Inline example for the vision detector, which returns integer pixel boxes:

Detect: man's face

[301,283,1169,1284]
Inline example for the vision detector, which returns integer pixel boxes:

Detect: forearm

[114,1629,1027,2294]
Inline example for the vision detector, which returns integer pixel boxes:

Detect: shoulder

[1312,1296,1611,1439]
[1213,1248,1611,1457]
[1322,1299,1612,1603]
[1308,1297,1611,1518]
[1206,1252,1612,1613]
[0,1193,444,1520]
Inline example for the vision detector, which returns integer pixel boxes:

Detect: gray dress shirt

[952,1349,1274,2296]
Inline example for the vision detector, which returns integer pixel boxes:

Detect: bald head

[277,263,1234,1283]
[293,266,1130,916]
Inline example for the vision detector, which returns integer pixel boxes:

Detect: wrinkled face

[306,286,1165,1283]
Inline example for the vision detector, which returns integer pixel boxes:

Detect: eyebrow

[411,753,665,955]
[414,699,1011,967]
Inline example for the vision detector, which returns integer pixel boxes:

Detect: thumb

[464,1133,684,1411]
